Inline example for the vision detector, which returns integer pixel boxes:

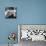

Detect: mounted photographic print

[18,25,46,46]
[18,24,46,42]
[5,7,16,19]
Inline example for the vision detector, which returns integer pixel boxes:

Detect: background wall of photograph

[0,0,46,44]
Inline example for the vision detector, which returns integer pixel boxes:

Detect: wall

[0,0,46,44]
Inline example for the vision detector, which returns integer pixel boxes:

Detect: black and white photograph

[5,7,16,19]
[18,25,46,46]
